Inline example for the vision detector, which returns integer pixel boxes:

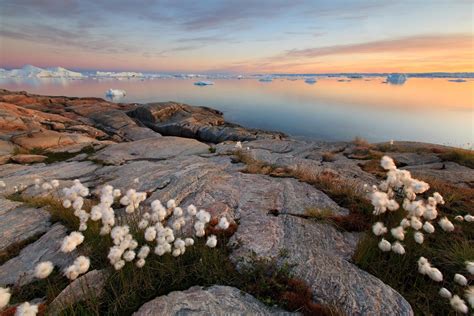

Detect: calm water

[1,77,473,147]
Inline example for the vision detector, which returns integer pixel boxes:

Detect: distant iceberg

[448,79,466,83]
[304,77,317,84]
[386,73,407,85]
[0,65,84,78]
[96,71,144,78]
[259,76,273,82]
[105,89,126,97]
[194,81,214,86]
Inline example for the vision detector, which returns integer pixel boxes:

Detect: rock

[11,130,97,150]
[403,161,474,188]
[129,102,285,143]
[0,223,77,286]
[230,214,413,315]
[133,285,295,316]
[48,269,108,315]
[0,139,14,156]
[66,125,107,139]
[0,203,51,255]
[388,152,442,166]
[11,154,48,164]
[91,137,210,165]
[89,110,160,141]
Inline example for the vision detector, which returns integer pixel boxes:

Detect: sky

[0,0,473,73]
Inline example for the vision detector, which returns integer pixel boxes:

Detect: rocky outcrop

[91,137,210,165]
[48,269,108,315]
[0,223,77,286]
[133,285,295,316]
[129,102,285,143]
[0,200,51,254]
[11,154,48,164]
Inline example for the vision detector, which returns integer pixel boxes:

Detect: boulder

[48,269,109,315]
[11,154,48,164]
[11,130,97,150]
[91,137,210,165]
[0,202,51,255]
[133,285,295,316]
[0,223,77,286]
[129,102,285,143]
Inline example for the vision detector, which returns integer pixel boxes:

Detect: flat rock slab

[403,161,474,188]
[48,269,108,315]
[0,223,77,286]
[92,137,210,165]
[11,154,48,164]
[11,130,97,150]
[0,203,51,254]
[133,285,295,316]
[230,214,413,316]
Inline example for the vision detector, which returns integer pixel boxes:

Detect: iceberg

[0,65,84,78]
[105,89,126,97]
[193,81,214,86]
[448,79,466,83]
[259,76,273,82]
[386,73,407,85]
[96,71,144,78]
[304,77,317,84]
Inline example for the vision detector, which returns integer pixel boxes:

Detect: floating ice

[194,81,214,86]
[387,73,407,85]
[0,65,84,78]
[259,76,273,82]
[105,89,126,98]
[448,79,466,83]
[304,77,317,84]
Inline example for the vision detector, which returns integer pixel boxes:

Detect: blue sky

[0,0,472,73]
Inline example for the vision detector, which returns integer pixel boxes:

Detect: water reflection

[0,77,472,147]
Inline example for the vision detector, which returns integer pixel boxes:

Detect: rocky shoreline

[0,88,472,315]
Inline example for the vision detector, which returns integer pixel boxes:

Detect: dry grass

[321,152,336,162]
[438,148,474,169]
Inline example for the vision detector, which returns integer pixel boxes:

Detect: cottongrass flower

[418,257,443,281]
[0,287,11,309]
[414,232,424,244]
[390,226,405,241]
[123,250,136,262]
[187,204,197,216]
[120,189,146,213]
[410,217,423,230]
[0,180,6,188]
[465,286,474,308]
[438,217,454,232]
[61,231,84,253]
[372,222,387,236]
[34,261,54,279]
[144,227,157,241]
[185,238,194,246]
[391,241,405,255]
[235,141,242,149]
[15,302,38,316]
[196,209,211,223]
[423,221,435,234]
[381,156,397,171]
[218,217,230,230]
[454,273,468,286]
[136,258,146,268]
[466,261,474,275]
[400,218,410,228]
[454,215,464,222]
[167,199,177,209]
[206,235,217,248]
[137,246,150,259]
[439,287,452,299]
[51,179,59,188]
[378,239,391,252]
[465,214,474,222]
[113,260,125,271]
[64,256,90,280]
[450,295,468,314]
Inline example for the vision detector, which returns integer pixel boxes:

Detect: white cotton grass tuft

[0,287,11,309]
[423,221,435,234]
[464,286,474,309]
[381,156,397,171]
[137,246,150,259]
[206,235,217,248]
[391,241,405,255]
[0,180,6,188]
[439,287,452,299]
[136,258,146,268]
[465,214,474,222]
[454,273,468,286]
[390,226,405,241]
[34,261,54,279]
[218,217,230,230]
[466,261,474,275]
[414,232,424,244]
[372,222,387,236]
[454,215,464,222]
[378,239,391,252]
[410,217,423,230]
[438,217,454,232]
[427,267,443,282]
[61,231,84,253]
[14,302,39,316]
[450,295,468,314]
[187,204,197,216]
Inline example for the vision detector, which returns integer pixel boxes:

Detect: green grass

[438,148,474,169]
[354,182,474,315]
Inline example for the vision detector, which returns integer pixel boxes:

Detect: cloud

[284,34,474,58]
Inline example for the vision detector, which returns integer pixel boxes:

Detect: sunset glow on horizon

[0,0,473,73]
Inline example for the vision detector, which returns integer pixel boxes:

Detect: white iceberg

[304,77,317,84]
[0,65,84,78]
[105,89,126,97]
[448,79,466,83]
[193,81,214,86]
[386,73,407,85]
[96,71,144,78]
[259,76,273,82]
